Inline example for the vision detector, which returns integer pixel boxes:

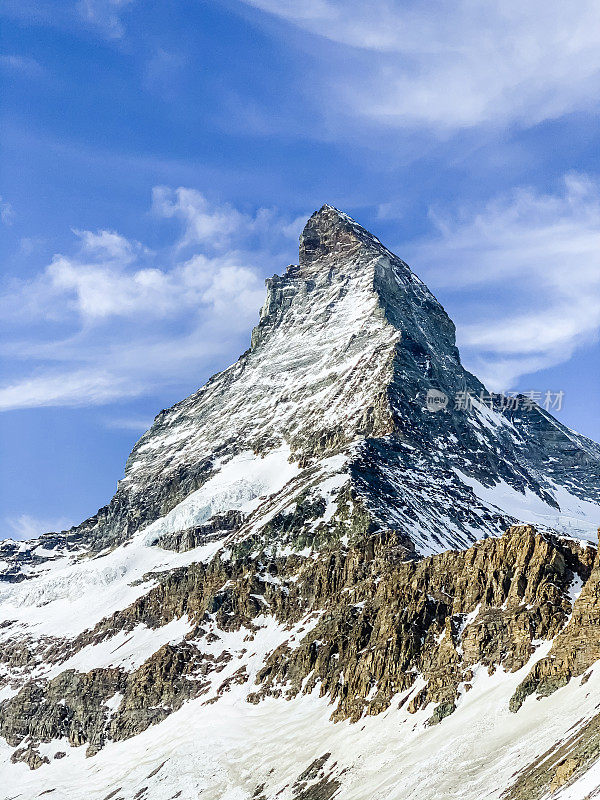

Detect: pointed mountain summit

[3,206,600,572]
[298,204,386,269]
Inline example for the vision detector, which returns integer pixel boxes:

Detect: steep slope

[0,206,600,800]
[3,205,599,574]
[84,205,600,555]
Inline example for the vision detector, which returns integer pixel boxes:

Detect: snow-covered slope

[1,206,599,799]
[3,644,600,800]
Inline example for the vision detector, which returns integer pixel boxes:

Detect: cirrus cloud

[407,174,600,389]
[241,0,600,132]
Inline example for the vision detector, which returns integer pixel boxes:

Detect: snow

[3,634,600,800]
[0,447,349,649]
[238,452,350,542]
[2,209,600,798]
[0,535,222,639]
[316,471,350,523]
[454,469,600,542]
[104,692,124,713]
[456,603,481,643]
[36,739,68,760]
[46,617,193,677]
[119,242,400,509]
[567,573,584,603]
[472,399,518,434]
[143,446,300,544]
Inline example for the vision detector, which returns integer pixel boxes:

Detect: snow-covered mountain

[1,206,599,800]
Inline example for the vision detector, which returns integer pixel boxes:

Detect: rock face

[510,529,600,712]
[1,523,600,798]
[4,205,599,569]
[251,525,595,723]
[0,206,599,799]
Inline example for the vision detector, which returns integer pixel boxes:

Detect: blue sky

[1,0,599,539]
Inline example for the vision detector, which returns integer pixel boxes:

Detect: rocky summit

[1,206,600,799]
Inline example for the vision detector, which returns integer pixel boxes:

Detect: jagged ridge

[2,524,600,800]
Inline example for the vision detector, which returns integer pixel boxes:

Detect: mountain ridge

[3,204,598,566]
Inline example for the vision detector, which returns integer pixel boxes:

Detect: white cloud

[407,174,600,389]
[74,228,141,262]
[0,196,14,225]
[151,187,301,250]
[0,190,298,410]
[0,54,45,78]
[46,257,173,320]
[16,245,266,324]
[152,186,248,250]
[5,178,596,410]
[104,416,155,431]
[77,0,135,39]
[5,514,75,541]
[241,0,600,131]
[0,370,147,410]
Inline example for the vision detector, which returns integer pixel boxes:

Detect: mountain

[1,206,599,799]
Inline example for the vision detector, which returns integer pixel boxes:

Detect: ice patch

[0,538,222,638]
[143,446,300,543]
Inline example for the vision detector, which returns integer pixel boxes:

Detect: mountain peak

[298,204,382,269]
[3,203,600,800]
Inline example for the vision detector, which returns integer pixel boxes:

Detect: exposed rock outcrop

[2,525,597,765]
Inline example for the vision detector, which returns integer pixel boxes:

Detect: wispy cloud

[1,0,136,41]
[0,54,45,78]
[407,174,600,389]
[241,0,600,132]
[77,0,135,39]
[104,416,155,431]
[144,49,188,98]
[0,190,300,410]
[4,513,75,541]
[0,196,14,225]
[4,176,596,408]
